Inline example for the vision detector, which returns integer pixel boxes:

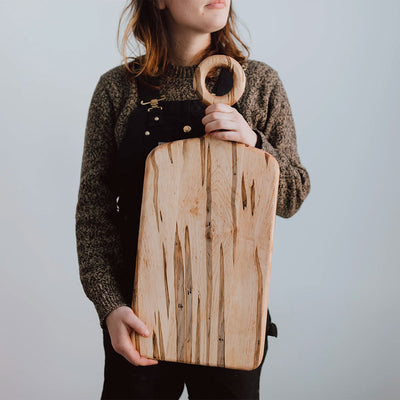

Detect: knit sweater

[75,59,311,329]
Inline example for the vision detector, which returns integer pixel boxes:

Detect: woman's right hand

[105,305,159,366]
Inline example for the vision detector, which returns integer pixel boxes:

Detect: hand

[202,103,258,147]
[105,305,158,366]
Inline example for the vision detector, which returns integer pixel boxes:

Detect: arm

[76,73,158,366]
[202,70,310,218]
[75,75,128,329]
[255,72,311,218]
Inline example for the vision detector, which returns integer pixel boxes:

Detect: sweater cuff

[253,130,263,149]
[82,274,130,330]
[99,298,130,330]
[253,128,278,159]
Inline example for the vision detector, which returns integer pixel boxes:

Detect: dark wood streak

[167,142,173,164]
[264,152,269,168]
[135,333,140,354]
[174,223,185,362]
[158,311,165,359]
[184,226,193,363]
[251,179,255,216]
[195,294,201,364]
[254,247,263,368]
[150,152,160,232]
[162,243,170,318]
[241,172,247,210]
[231,143,238,264]
[200,136,205,186]
[205,143,213,364]
[153,312,159,359]
[135,299,141,353]
[217,243,226,367]
[153,331,159,359]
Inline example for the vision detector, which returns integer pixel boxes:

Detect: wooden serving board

[131,135,279,370]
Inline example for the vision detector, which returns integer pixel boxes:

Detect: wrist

[248,129,258,147]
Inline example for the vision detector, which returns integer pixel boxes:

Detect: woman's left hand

[202,103,258,147]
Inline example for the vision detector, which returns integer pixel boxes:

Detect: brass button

[154,116,160,121]
[144,130,150,136]
[183,125,192,133]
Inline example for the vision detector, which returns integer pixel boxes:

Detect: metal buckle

[140,95,166,112]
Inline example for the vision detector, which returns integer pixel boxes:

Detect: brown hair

[117,0,249,78]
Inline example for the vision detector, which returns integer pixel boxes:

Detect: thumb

[125,309,151,337]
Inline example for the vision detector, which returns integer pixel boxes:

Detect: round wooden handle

[193,55,246,106]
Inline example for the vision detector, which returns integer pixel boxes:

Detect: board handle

[193,55,246,106]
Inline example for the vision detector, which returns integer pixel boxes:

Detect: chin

[203,18,229,33]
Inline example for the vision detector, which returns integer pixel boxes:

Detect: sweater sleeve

[75,75,128,329]
[256,72,311,218]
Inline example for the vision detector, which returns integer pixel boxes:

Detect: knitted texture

[75,59,311,328]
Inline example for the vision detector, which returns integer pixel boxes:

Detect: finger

[124,310,151,337]
[202,111,235,126]
[124,348,159,366]
[205,103,235,114]
[112,326,159,366]
[204,120,237,135]
[208,131,243,143]
[115,339,159,366]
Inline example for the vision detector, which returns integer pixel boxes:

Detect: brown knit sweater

[75,59,311,328]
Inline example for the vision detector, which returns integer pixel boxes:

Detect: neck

[167,28,211,66]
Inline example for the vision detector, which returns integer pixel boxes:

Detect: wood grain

[131,136,279,370]
[193,55,246,106]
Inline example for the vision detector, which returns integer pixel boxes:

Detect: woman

[76,0,311,398]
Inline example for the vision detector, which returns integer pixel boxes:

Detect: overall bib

[101,68,277,399]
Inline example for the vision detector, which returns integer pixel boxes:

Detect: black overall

[101,68,277,400]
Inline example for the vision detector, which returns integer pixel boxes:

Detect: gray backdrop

[1,0,399,399]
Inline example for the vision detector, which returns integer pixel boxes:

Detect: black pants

[101,328,269,400]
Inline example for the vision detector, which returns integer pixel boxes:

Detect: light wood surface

[131,136,279,370]
[193,55,246,106]
[130,55,279,370]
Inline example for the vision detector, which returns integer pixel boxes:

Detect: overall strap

[136,65,240,107]
[137,76,162,103]
[213,66,242,113]
[214,67,234,97]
